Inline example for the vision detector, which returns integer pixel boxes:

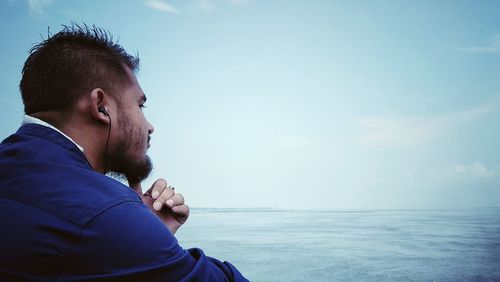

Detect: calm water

[176,208,500,282]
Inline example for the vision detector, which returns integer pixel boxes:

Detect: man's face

[108,68,155,184]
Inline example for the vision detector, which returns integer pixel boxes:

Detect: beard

[107,116,153,185]
[108,154,153,185]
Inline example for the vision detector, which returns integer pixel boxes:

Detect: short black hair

[20,23,139,114]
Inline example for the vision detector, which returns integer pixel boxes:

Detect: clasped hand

[130,179,189,234]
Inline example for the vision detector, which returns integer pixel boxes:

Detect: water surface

[176,208,500,281]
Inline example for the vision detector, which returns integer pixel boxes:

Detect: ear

[89,88,111,124]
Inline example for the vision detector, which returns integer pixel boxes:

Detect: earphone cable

[104,115,111,173]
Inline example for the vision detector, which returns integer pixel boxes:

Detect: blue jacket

[0,124,248,281]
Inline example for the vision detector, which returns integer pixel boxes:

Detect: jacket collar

[16,123,94,170]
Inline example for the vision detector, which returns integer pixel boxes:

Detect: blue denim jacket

[0,124,247,282]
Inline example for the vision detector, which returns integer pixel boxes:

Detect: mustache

[147,136,151,143]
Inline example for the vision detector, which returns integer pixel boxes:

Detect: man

[0,24,248,281]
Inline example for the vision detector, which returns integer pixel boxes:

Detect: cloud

[26,0,53,17]
[436,162,496,178]
[357,116,438,147]
[456,34,500,54]
[357,104,497,147]
[145,0,179,13]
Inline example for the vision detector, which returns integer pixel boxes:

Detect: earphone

[98,106,109,116]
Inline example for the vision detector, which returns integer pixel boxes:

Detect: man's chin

[108,155,153,185]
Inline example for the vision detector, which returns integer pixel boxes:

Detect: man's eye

[140,104,146,109]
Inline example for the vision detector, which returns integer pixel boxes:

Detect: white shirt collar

[22,115,84,152]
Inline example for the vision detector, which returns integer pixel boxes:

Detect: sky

[0,0,499,209]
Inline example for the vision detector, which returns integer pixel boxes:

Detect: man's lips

[147,136,151,148]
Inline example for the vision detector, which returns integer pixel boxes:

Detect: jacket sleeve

[58,201,249,282]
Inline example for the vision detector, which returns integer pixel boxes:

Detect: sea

[176,208,500,282]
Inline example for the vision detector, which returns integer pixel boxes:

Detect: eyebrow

[141,95,147,103]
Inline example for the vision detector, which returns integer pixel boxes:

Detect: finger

[171,204,189,217]
[149,178,168,199]
[166,193,184,208]
[153,185,175,211]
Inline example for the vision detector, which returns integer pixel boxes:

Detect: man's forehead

[123,65,141,87]
[123,65,146,102]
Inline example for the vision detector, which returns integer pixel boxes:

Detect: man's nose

[147,121,155,134]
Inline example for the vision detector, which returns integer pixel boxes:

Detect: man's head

[20,23,139,115]
[20,23,154,183]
